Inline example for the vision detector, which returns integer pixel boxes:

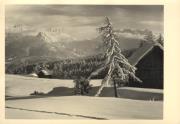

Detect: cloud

[5,5,164,40]
[116,28,153,40]
[118,32,144,40]
[140,21,163,26]
[6,5,124,17]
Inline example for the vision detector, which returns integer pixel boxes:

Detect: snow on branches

[88,17,142,97]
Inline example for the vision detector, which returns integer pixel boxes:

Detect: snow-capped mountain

[5,28,158,62]
[5,32,102,60]
[36,31,77,43]
[36,32,55,43]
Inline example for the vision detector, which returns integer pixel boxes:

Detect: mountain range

[5,29,153,62]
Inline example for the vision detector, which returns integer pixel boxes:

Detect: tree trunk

[113,79,118,98]
[95,63,113,97]
[95,74,111,97]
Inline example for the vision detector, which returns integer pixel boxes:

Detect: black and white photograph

[5,5,164,119]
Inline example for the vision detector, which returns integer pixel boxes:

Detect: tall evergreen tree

[87,17,141,97]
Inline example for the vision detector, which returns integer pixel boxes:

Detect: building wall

[130,46,163,89]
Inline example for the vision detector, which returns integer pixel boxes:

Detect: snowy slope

[6,107,92,119]
[5,74,163,119]
[5,74,101,97]
[6,96,163,119]
[6,74,163,101]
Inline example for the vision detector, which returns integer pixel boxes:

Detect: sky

[5,5,163,41]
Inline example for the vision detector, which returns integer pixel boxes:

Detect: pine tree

[87,17,141,97]
[157,34,164,46]
[144,30,155,43]
[139,30,155,48]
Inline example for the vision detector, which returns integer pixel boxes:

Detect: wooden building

[37,69,52,78]
[128,43,163,89]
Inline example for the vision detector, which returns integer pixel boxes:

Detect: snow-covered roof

[40,69,52,75]
[128,42,163,66]
[29,73,38,77]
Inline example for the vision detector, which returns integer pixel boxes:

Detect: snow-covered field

[5,74,101,97]
[6,96,163,119]
[5,74,163,119]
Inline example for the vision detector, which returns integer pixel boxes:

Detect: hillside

[5,47,137,79]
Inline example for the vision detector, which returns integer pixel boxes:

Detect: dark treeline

[6,54,108,79]
[51,54,107,79]
[5,49,136,79]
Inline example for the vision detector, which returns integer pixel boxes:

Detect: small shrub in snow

[73,77,92,95]
[30,90,45,96]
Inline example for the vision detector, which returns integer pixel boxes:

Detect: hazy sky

[6,5,163,40]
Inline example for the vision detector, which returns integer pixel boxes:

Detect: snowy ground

[6,96,163,119]
[5,74,101,97]
[5,74,163,119]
